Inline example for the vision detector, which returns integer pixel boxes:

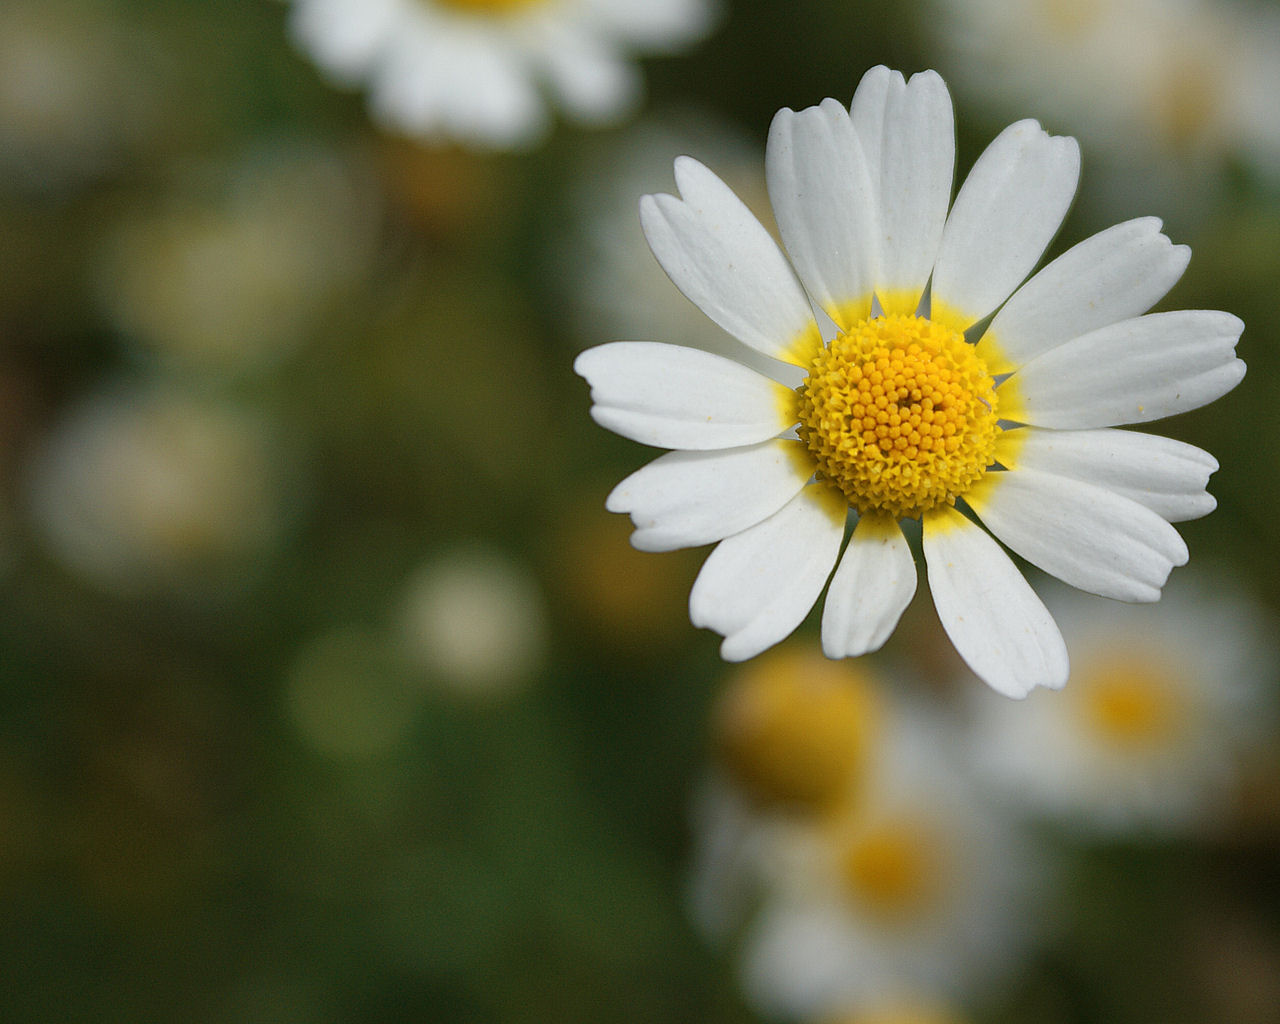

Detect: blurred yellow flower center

[714,649,881,815]
[822,1010,964,1024]
[797,314,1000,519]
[1078,654,1185,746]
[434,0,546,13]
[1040,0,1104,36]
[839,818,942,920]
[1150,52,1222,153]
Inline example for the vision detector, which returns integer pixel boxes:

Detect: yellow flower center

[713,648,882,815]
[797,314,1000,519]
[433,0,546,13]
[1077,652,1186,747]
[838,818,944,921]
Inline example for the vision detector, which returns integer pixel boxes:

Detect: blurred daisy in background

[24,383,294,596]
[820,1003,969,1024]
[965,573,1276,837]
[928,0,1280,222]
[576,65,1244,698]
[285,0,721,149]
[687,647,885,940]
[95,144,380,380]
[737,710,1048,1019]
[0,0,163,193]
[689,651,1050,1018]
[394,544,549,699]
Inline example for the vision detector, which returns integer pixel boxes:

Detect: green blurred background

[2,1,1278,1021]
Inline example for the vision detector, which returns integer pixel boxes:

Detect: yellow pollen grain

[796,313,999,519]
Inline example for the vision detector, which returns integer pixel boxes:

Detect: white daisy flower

[285,0,720,149]
[394,545,549,697]
[730,705,1047,1018]
[965,573,1276,836]
[574,66,1246,698]
[24,383,292,595]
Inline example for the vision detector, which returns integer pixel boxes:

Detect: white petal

[821,513,917,658]
[371,26,548,148]
[690,484,847,661]
[639,158,816,362]
[854,67,955,297]
[998,427,1219,522]
[536,25,640,124]
[978,218,1191,373]
[1003,310,1246,428]
[574,342,794,449]
[606,440,812,552]
[583,0,721,49]
[289,0,400,81]
[766,99,877,329]
[848,65,893,183]
[922,506,1069,699]
[741,902,857,1022]
[931,120,1080,322]
[965,468,1189,603]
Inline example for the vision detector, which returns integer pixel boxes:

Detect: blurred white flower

[687,647,885,941]
[25,384,293,594]
[820,1005,970,1024]
[395,545,548,697]
[0,1,162,192]
[929,0,1280,218]
[286,0,720,149]
[96,145,380,379]
[965,573,1276,837]
[688,654,1049,1018]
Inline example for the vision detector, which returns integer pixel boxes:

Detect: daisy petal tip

[820,631,881,662]
[817,95,850,119]
[636,191,659,220]
[976,668,1036,701]
[629,528,675,553]
[671,154,715,193]
[603,484,630,514]
[985,648,1070,700]
[855,64,896,92]
[719,634,771,663]
[572,346,598,380]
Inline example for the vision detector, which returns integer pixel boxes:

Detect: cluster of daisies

[688,576,1272,1020]
[283,1,1255,1010]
